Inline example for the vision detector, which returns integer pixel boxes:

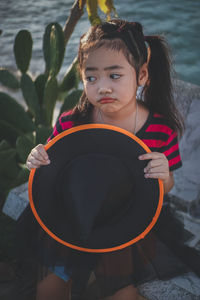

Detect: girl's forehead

[82,46,130,70]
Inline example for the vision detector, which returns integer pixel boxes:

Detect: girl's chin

[99,105,119,114]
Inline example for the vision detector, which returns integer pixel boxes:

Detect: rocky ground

[1,79,200,299]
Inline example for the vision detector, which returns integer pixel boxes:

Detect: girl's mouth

[98,97,116,104]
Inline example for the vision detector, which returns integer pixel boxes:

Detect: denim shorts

[49,265,70,282]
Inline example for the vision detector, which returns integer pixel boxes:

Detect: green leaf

[60,90,82,114]
[0,92,35,133]
[36,125,53,145]
[0,140,11,151]
[43,23,65,77]
[43,76,58,126]
[59,58,79,92]
[0,120,24,145]
[14,30,33,73]
[16,135,35,163]
[0,148,18,177]
[21,74,41,125]
[0,68,20,89]
[34,73,48,106]
[13,165,29,186]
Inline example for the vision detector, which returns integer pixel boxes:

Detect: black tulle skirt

[15,197,200,300]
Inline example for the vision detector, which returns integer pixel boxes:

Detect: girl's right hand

[26,144,50,170]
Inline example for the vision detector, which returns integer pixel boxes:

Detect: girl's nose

[98,87,112,94]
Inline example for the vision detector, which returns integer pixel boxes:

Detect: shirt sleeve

[162,131,182,171]
[47,111,74,143]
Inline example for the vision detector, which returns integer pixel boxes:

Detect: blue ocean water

[0,0,199,85]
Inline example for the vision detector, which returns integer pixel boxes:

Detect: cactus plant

[0,92,35,135]
[0,69,20,89]
[59,57,79,93]
[0,22,81,205]
[60,89,82,114]
[14,30,33,74]
[21,73,42,124]
[16,134,35,163]
[0,120,24,145]
[43,76,58,126]
[35,126,53,145]
[43,23,65,77]
[0,0,117,205]
[34,74,48,106]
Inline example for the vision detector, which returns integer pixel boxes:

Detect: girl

[25,19,187,300]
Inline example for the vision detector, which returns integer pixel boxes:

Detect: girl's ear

[138,63,149,86]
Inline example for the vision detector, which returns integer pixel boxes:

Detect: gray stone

[169,97,200,212]
[2,183,29,221]
[138,272,200,300]
[173,79,200,118]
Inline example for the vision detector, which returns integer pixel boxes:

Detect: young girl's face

[81,46,146,115]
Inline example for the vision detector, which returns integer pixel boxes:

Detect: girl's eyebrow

[85,65,124,72]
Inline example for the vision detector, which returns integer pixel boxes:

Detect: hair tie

[117,23,126,33]
[144,38,151,65]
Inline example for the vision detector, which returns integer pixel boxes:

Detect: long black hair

[72,19,184,136]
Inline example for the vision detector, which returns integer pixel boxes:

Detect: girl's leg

[103,285,140,300]
[36,271,72,300]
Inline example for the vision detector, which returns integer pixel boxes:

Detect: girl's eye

[86,76,96,82]
[110,74,121,79]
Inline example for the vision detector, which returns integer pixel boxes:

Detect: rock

[169,96,200,215]
[2,183,29,221]
[173,79,200,118]
[138,272,200,300]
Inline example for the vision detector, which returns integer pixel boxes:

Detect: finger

[144,159,164,172]
[146,166,169,174]
[30,151,46,163]
[37,144,49,161]
[31,148,50,163]
[29,156,50,167]
[139,152,164,160]
[144,172,168,180]
[26,159,50,170]
[26,161,41,170]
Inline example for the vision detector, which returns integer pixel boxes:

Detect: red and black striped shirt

[48,111,182,172]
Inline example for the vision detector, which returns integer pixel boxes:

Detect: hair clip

[144,40,151,65]
[117,23,126,33]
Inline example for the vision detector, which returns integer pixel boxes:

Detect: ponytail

[143,36,184,137]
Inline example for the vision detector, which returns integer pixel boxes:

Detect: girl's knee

[36,273,71,300]
[104,284,138,300]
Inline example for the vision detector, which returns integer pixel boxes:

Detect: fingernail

[145,174,149,178]
[138,156,142,160]
[144,168,146,173]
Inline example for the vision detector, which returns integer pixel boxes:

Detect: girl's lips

[98,98,116,104]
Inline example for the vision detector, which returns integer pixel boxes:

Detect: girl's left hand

[138,152,169,182]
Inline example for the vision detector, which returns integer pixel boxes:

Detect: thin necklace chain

[98,101,138,135]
